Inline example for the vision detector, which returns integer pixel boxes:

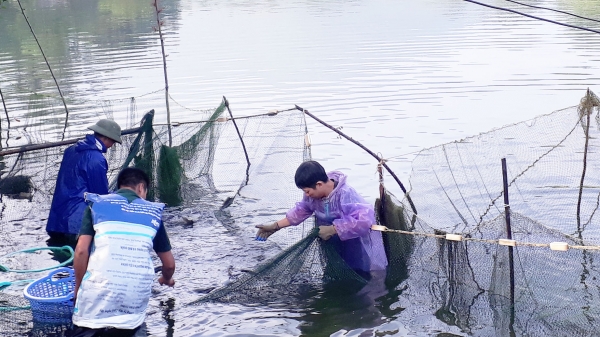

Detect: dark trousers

[68,323,147,337]
[46,232,78,250]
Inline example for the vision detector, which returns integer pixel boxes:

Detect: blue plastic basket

[23,267,75,323]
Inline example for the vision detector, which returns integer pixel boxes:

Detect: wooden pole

[224,97,250,184]
[0,85,7,147]
[16,0,70,140]
[501,158,516,337]
[0,126,142,157]
[296,105,417,214]
[152,0,172,147]
[576,88,596,231]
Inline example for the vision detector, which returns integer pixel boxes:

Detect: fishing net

[0,95,311,332]
[0,98,308,231]
[375,90,600,336]
[374,186,413,288]
[405,90,600,237]
[190,107,375,306]
[191,227,368,306]
[7,83,600,335]
[190,90,600,311]
[107,101,227,206]
[0,291,31,336]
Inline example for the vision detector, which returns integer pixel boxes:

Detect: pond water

[1,0,600,336]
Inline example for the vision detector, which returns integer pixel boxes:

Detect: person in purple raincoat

[256,160,387,274]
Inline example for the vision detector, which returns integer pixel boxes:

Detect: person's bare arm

[157,251,175,287]
[73,235,93,304]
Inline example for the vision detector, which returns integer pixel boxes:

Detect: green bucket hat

[88,119,122,144]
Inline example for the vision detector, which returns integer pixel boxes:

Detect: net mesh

[4,86,600,334]
[404,91,600,238]
[0,290,31,337]
[0,96,313,331]
[191,227,368,306]
[0,99,308,230]
[376,90,600,336]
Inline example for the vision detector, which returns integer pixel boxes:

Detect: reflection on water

[1,0,600,336]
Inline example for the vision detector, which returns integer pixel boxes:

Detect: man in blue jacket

[46,119,122,245]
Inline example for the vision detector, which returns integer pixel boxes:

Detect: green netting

[191,227,368,305]
[0,95,310,333]
[0,98,234,217]
[155,101,225,206]
[157,145,184,206]
[375,191,412,288]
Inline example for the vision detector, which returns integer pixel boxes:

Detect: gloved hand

[158,276,175,287]
[319,225,337,241]
[255,221,281,241]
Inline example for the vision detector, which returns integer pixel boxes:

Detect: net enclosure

[3,87,600,336]
[191,90,600,337]
[0,97,310,230]
[371,89,600,336]
[190,226,370,306]
[0,95,312,334]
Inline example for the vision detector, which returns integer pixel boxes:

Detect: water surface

[1,0,600,336]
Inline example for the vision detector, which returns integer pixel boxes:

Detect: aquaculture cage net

[374,90,600,336]
[0,98,309,219]
[0,96,312,312]
[191,227,369,306]
[0,291,31,336]
[190,106,376,306]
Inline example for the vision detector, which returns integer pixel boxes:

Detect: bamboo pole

[0,126,142,157]
[224,97,251,182]
[296,105,417,214]
[576,89,599,231]
[0,85,7,147]
[15,0,70,140]
[152,0,172,147]
[0,86,9,148]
